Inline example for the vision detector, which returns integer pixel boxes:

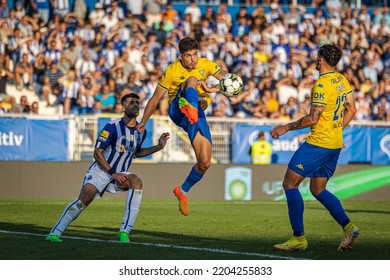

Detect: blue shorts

[168,87,212,144]
[288,141,341,179]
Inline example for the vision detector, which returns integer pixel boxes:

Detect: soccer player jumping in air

[46,93,170,243]
[270,44,360,252]
[137,37,228,216]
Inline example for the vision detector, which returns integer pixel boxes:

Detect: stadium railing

[4,114,388,162]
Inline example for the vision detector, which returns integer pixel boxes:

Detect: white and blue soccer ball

[219,73,244,98]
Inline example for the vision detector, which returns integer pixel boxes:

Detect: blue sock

[181,167,203,193]
[184,87,198,108]
[315,190,350,227]
[285,189,304,236]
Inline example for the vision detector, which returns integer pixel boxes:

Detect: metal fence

[72,115,390,163]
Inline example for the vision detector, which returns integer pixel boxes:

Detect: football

[219,73,244,98]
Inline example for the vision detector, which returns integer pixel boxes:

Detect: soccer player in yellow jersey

[270,44,360,252]
[137,37,228,216]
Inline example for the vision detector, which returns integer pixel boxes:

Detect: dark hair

[178,37,199,54]
[317,44,342,67]
[120,93,139,105]
[258,131,265,138]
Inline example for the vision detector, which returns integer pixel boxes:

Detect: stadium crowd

[0,0,389,121]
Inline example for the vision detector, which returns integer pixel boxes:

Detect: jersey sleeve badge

[98,130,110,141]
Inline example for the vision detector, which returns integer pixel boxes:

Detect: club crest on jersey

[119,144,136,153]
[98,130,109,141]
[199,70,204,76]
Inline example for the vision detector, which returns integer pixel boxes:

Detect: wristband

[108,168,115,175]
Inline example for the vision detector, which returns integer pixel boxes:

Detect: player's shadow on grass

[1,222,389,260]
[306,206,390,215]
[0,221,49,234]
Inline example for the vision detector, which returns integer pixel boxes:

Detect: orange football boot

[173,186,189,216]
[178,97,198,124]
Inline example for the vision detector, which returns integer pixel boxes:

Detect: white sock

[120,189,142,234]
[50,198,86,236]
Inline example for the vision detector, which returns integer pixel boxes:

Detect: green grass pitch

[0,198,389,260]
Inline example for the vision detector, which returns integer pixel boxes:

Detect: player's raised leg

[178,77,199,124]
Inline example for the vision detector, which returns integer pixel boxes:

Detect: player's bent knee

[128,174,143,189]
[197,161,211,173]
[186,76,198,87]
[79,184,98,206]
[282,181,296,191]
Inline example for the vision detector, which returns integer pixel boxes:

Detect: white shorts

[83,164,131,196]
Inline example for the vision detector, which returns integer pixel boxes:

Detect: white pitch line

[0,229,309,260]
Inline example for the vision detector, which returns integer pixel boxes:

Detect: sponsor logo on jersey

[313,92,324,99]
[98,130,109,141]
[180,76,185,80]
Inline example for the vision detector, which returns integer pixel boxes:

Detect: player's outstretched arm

[214,68,229,81]
[270,105,324,139]
[135,132,170,158]
[136,86,166,133]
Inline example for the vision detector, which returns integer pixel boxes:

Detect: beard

[315,60,321,71]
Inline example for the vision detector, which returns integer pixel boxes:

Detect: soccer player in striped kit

[46,93,170,243]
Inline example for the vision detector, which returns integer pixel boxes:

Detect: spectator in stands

[354,91,371,121]
[0,96,8,114]
[144,0,163,28]
[0,56,14,95]
[373,6,390,25]
[89,2,106,27]
[106,1,124,21]
[30,101,39,114]
[6,9,19,31]
[95,83,116,112]
[17,16,35,38]
[372,95,390,121]
[285,97,299,119]
[74,51,96,78]
[33,52,46,94]
[44,39,62,64]
[61,70,80,115]
[0,0,9,19]
[78,73,97,114]
[15,53,34,90]
[52,0,70,19]
[30,0,50,24]
[268,3,284,24]
[19,95,31,113]
[126,0,143,21]
[42,60,64,106]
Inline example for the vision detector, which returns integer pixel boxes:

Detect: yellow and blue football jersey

[158,57,222,106]
[306,71,352,149]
